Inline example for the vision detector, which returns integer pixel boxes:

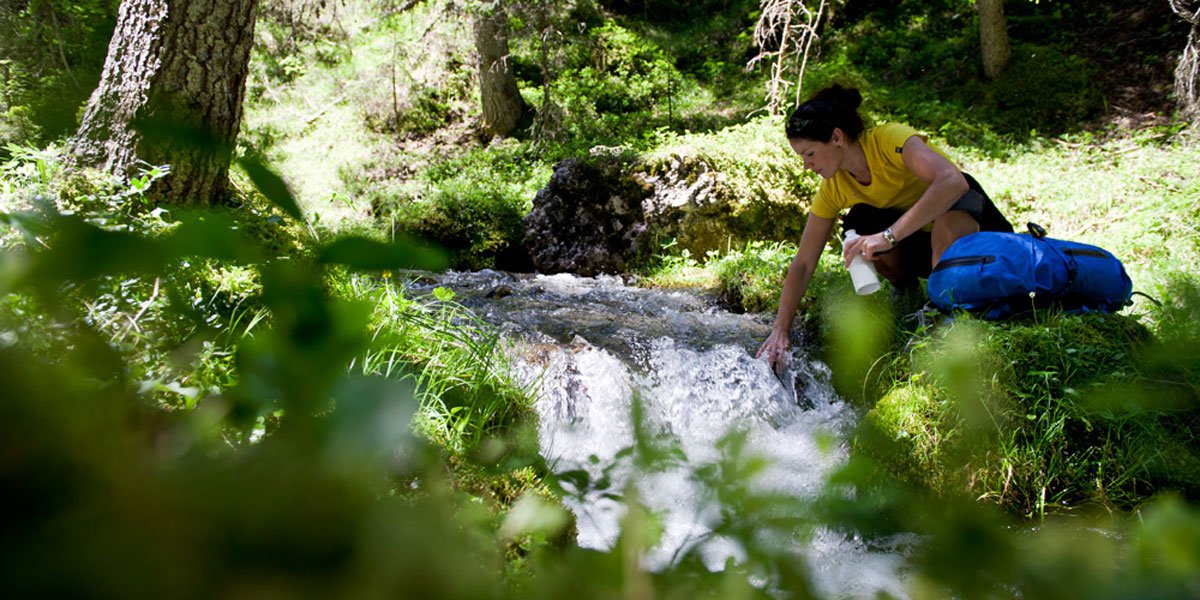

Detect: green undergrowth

[822,0,1155,151]
[353,142,550,271]
[857,307,1200,518]
[0,145,543,491]
[336,273,534,450]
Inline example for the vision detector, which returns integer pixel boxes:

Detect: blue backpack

[926,224,1133,319]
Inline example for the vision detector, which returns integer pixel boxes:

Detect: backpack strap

[1028,224,1079,294]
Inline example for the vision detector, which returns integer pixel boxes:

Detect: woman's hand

[842,232,894,267]
[756,327,792,372]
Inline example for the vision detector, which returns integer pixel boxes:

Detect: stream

[405,270,914,598]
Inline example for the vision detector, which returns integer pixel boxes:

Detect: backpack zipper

[932,255,996,273]
[1064,248,1108,259]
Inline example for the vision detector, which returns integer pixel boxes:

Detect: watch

[882,227,897,246]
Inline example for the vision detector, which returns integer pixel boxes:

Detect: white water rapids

[406,270,915,598]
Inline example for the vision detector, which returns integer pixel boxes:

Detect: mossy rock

[634,151,811,259]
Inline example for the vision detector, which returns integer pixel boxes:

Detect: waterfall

[408,270,914,598]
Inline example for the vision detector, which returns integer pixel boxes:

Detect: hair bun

[813,83,862,111]
[787,83,866,141]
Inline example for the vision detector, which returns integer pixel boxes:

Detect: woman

[756,84,1012,370]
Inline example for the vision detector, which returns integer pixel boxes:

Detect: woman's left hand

[842,232,893,267]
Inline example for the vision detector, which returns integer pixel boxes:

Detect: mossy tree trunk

[977,0,1011,80]
[474,5,529,138]
[1173,0,1200,120]
[69,0,259,205]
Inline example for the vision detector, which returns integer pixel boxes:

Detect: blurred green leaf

[318,235,448,272]
[165,212,263,264]
[238,155,305,222]
[30,215,168,281]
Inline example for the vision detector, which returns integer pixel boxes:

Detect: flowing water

[405,270,914,598]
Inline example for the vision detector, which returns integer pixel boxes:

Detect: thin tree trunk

[70,0,259,205]
[1173,1,1200,119]
[474,6,529,138]
[977,0,1011,80]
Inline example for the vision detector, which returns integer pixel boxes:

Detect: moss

[863,382,961,492]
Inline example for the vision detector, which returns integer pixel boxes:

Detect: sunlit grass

[336,273,534,451]
[961,127,1200,321]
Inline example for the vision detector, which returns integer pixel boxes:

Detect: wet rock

[524,155,651,276]
[486,284,515,299]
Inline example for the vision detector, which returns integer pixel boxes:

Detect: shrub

[711,240,795,313]
[963,43,1104,137]
[389,188,530,271]
[548,22,684,143]
[0,0,116,146]
[365,145,549,271]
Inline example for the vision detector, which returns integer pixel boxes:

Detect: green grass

[963,129,1200,316]
[338,273,534,451]
[861,312,1200,517]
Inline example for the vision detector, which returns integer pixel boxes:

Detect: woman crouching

[757,84,1013,370]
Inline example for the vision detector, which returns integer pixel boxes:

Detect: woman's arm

[756,214,835,370]
[843,136,968,262]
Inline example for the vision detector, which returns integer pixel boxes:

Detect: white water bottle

[843,229,881,295]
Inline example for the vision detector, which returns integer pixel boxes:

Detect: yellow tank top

[809,123,952,220]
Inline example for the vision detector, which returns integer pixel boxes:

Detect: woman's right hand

[756,213,831,374]
[756,327,791,372]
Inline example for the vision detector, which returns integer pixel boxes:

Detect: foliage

[963,43,1104,136]
[537,21,685,146]
[6,173,1200,596]
[342,274,535,449]
[385,188,529,271]
[710,240,795,313]
[6,1,1200,597]
[829,1,1108,147]
[254,0,350,84]
[355,142,549,271]
[0,0,118,149]
[636,238,719,289]
[355,11,475,139]
[0,142,529,458]
[859,311,1200,517]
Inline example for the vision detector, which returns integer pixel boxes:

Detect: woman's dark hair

[785,84,865,142]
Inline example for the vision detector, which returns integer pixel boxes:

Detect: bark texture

[977,0,1011,80]
[1173,0,1200,119]
[474,6,529,138]
[70,0,259,205]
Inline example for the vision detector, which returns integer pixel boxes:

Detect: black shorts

[840,173,1013,280]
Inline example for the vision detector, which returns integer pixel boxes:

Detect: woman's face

[789,132,844,179]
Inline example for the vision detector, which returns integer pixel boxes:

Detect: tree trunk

[1173,1,1200,120]
[977,0,1011,80]
[473,6,529,138]
[69,0,259,205]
